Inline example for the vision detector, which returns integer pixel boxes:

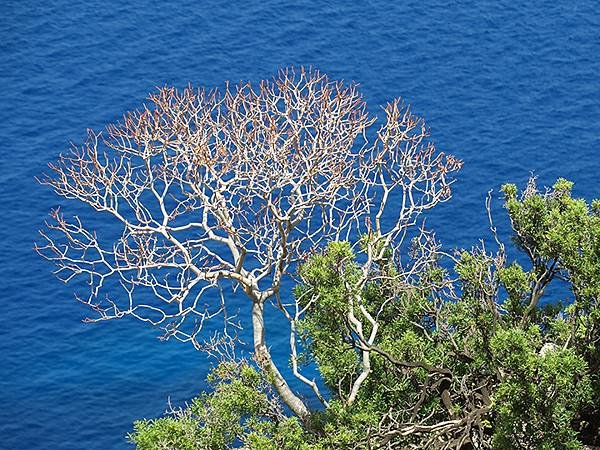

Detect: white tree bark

[37,68,461,416]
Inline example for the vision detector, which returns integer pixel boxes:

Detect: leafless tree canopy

[37,68,461,418]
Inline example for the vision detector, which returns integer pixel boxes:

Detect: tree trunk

[252,301,310,419]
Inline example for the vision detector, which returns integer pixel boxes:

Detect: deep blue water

[1,1,599,448]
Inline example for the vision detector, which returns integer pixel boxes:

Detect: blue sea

[1,1,599,448]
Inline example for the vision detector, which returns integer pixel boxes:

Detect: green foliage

[498,262,530,316]
[295,241,362,389]
[131,416,201,450]
[131,178,599,449]
[129,361,320,450]
[491,333,592,449]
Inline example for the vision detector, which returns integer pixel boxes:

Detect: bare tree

[37,68,461,419]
